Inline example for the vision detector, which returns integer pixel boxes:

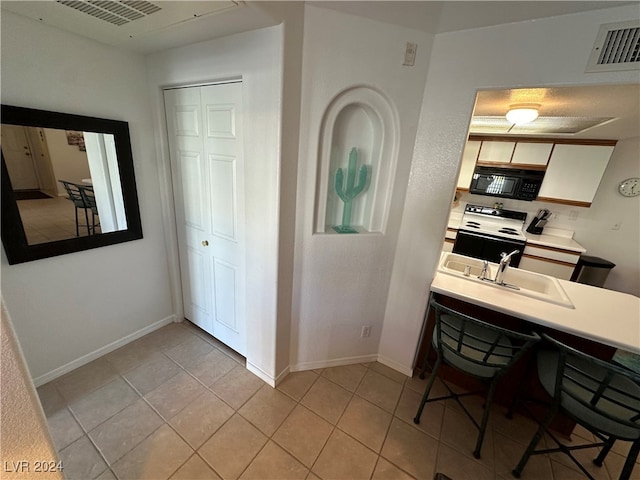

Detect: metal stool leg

[419,341,433,379]
[414,355,442,424]
[513,405,558,478]
[619,439,640,480]
[593,437,615,467]
[418,296,433,379]
[74,207,80,236]
[473,376,499,459]
[83,208,91,236]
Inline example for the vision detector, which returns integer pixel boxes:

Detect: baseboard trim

[290,353,379,373]
[274,365,290,386]
[33,315,177,387]
[246,361,278,387]
[376,354,414,377]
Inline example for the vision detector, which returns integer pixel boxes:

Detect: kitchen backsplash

[454,191,593,233]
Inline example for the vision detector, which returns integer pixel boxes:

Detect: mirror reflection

[1,124,127,245]
[1,104,143,265]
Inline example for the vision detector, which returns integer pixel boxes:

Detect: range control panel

[464,204,527,221]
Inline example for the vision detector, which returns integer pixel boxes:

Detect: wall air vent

[586,20,640,72]
[56,0,161,26]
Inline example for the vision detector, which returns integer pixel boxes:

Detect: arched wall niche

[315,86,399,234]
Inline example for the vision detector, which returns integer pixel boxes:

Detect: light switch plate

[403,42,417,66]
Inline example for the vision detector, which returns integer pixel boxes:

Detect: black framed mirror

[1,105,143,264]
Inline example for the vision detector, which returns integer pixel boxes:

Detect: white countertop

[431,269,640,353]
[447,211,463,230]
[524,229,586,253]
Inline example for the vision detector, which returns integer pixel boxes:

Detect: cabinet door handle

[201,240,209,247]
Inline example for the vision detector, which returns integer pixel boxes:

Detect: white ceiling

[470,85,640,140]
[2,1,636,54]
[311,1,636,35]
[2,1,638,140]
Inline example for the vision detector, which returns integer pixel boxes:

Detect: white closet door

[2,125,39,190]
[164,82,246,356]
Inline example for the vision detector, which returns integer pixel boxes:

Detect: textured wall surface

[291,5,432,372]
[1,11,175,384]
[379,4,639,372]
[1,301,62,479]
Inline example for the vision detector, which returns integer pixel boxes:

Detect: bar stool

[513,334,640,480]
[78,184,100,234]
[59,180,97,236]
[414,295,540,458]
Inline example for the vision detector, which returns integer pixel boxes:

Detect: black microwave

[469,166,544,201]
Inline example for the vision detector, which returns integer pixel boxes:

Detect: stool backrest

[431,298,540,374]
[58,180,86,208]
[543,334,640,436]
[78,185,97,213]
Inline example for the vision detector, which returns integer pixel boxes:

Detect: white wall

[43,128,91,195]
[276,4,305,379]
[146,25,286,384]
[1,12,175,383]
[291,6,432,373]
[380,5,640,372]
[1,300,61,479]
[574,137,640,295]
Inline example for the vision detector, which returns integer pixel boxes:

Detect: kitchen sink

[442,257,488,277]
[438,253,575,309]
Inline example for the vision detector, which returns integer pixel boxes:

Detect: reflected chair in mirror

[78,184,100,235]
[58,180,99,236]
[414,295,540,459]
[513,334,640,480]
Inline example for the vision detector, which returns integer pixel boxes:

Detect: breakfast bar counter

[430,268,640,353]
[423,255,640,435]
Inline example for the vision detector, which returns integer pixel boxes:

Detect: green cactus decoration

[333,147,369,234]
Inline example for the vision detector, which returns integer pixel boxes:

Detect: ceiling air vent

[586,20,640,72]
[56,0,161,27]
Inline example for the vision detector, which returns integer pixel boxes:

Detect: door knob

[201,240,209,246]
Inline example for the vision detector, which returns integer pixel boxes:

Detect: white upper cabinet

[457,140,481,189]
[477,140,515,163]
[510,142,553,166]
[537,144,614,205]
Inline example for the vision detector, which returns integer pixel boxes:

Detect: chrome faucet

[494,250,519,285]
[478,260,490,281]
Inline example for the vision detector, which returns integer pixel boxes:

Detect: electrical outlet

[568,210,579,221]
[361,325,372,338]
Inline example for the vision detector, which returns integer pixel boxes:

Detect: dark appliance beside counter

[452,204,528,267]
[469,166,544,201]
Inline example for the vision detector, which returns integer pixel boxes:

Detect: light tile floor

[37,322,639,480]
[18,195,101,244]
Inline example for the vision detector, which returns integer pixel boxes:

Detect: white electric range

[453,204,528,267]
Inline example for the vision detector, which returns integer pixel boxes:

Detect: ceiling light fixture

[506,104,540,125]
